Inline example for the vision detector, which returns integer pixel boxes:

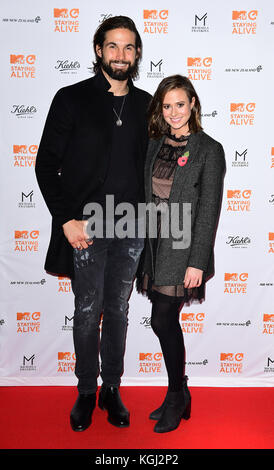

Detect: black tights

[151,294,185,392]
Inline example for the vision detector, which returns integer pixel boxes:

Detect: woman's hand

[62,219,93,250]
[184,267,203,289]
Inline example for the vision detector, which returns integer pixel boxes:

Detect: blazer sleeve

[35,88,74,226]
[187,141,225,272]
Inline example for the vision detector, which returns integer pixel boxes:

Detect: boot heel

[182,398,191,420]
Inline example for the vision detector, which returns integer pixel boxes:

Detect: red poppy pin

[177,151,189,167]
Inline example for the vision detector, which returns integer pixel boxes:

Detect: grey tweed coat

[137,130,226,286]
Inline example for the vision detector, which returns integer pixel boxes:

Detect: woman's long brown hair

[148,75,203,138]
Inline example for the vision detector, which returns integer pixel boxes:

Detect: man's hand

[62,219,93,250]
[184,267,203,289]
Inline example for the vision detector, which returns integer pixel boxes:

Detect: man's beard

[101,58,136,81]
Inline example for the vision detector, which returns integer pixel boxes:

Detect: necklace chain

[113,95,126,127]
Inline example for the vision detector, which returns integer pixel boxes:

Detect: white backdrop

[1,0,274,387]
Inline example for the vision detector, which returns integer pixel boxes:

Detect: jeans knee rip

[128,247,142,262]
[74,249,95,269]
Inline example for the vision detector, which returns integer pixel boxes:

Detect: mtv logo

[17,312,31,321]
[232,11,247,20]
[230,103,245,112]
[263,314,274,322]
[10,54,25,64]
[14,230,28,239]
[139,352,152,361]
[224,273,238,281]
[13,145,28,154]
[220,353,234,361]
[58,352,71,360]
[187,57,201,67]
[227,190,241,199]
[54,8,68,18]
[143,10,157,19]
[181,313,195,321]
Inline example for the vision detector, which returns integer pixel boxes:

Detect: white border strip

[0,376,273,387]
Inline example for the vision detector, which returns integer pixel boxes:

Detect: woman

[137,75,225,433]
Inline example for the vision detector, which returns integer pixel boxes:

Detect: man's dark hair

[93,15,142,80]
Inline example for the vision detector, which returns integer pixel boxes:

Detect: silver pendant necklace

[113,95,126,127]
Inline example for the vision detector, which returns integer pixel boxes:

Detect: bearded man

[35,16,151,431]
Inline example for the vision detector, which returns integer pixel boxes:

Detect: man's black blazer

[35,70,151,278]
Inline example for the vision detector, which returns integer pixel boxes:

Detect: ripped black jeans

[71,219,144,394]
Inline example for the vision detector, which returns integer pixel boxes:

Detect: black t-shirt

[92,93,140,209]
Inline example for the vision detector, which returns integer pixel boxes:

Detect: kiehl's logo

[220,352,244,374]
[138,352,163,373]
[11,105,37,118]
[54,8,79,32]
[187,57,212,80]
[13,144,37,168]
[226,235,251,248]
[181,312,205,334]
[232,10,258,35]
[230,102,256,126]
[57,352,76,372]
[14,230,39,253]
[224,272,248,294]
[17,312,41,333]
[140,317,151,328]
[10,54,36,78]
[227,189,251,211]
[54,59,80,73]
[143,9,168,34]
